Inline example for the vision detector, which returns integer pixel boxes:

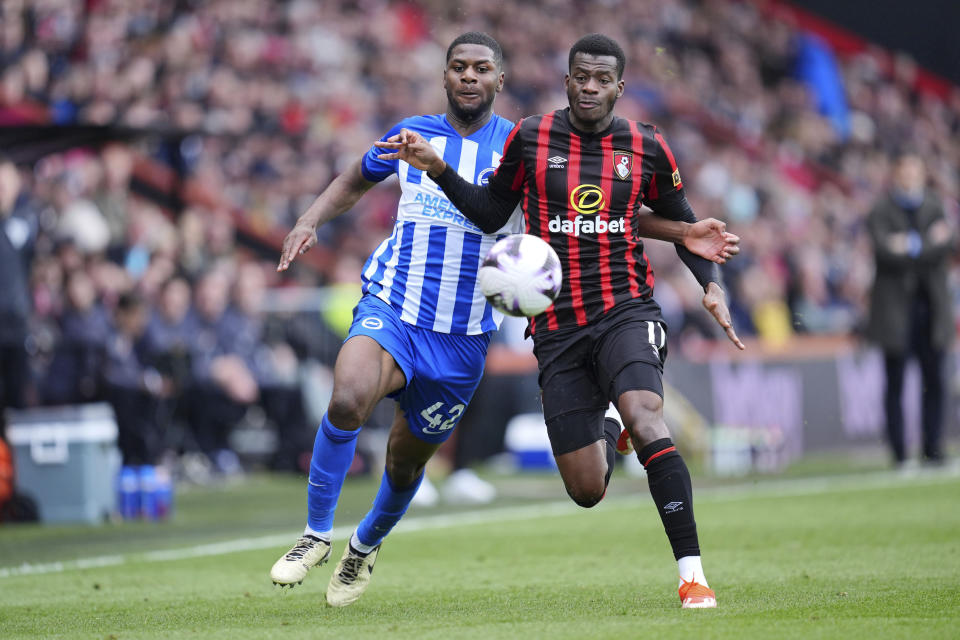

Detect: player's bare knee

[623,391,662,417]
[564,479,606,508]
[620,394,667,447]
[384,456,423,489]
[327,390,370,429]
[566,487,604,508]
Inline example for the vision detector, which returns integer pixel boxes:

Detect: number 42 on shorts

[420,402,465,435]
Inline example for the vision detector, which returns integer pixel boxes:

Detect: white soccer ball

[478,234,562,317]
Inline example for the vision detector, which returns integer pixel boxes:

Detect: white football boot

[270,535,331,587]
[326,541,381,607]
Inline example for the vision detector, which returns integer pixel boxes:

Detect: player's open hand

[374,129,447,175]
[702,282,745,350]
[277,221,317,272]
[685,218,740,264]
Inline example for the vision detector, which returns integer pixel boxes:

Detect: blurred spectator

[183,268,254,474]
[93,143,135,259]
[104,290,171,466]
[51,157,111,255]
[0,155,37,411]
[145,275,193,391]
[866,153,954,466]
[142,275,194,455]
[41,268,110,405]
[222,261,313,471]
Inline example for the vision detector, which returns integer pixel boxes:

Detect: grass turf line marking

[2,466,956,579]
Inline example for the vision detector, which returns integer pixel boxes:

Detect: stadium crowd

[1,0,958,473]
[0,144,331,477]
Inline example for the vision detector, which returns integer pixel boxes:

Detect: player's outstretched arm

[634,215,739,264]
[684,218,740,264]
[277,159,375,272]
[702,282,745,350]
[377,129,521,233]
[637,211,744,349]
[375,129,447,175]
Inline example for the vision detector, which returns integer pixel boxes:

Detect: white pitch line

[1,467,956,579]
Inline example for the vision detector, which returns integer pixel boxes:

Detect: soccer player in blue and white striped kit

[270,32,738,607]
[270,33,521,607]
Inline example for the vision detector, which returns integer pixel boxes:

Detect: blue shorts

[346,295,491,443]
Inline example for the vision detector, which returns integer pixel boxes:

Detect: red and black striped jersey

[487,108,684,335]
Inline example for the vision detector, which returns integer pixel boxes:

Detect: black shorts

[533,300,668,454]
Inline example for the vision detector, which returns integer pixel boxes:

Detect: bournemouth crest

[613,150,633,180]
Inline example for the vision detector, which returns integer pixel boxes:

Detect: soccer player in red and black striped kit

[377,33,744,608]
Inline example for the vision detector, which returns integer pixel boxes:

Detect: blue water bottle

[118,466,140,520]
[154,466,173,520]
[139,465,158,520]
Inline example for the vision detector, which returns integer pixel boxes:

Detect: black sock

[639,438,700,560]
[602,418,619,487]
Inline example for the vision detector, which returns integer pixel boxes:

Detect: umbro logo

[547,155,567,169]
[663,501,684,513]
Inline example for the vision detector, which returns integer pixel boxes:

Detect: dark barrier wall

[666,348,960,456]
[790,0,960,85]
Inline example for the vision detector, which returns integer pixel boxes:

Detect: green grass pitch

[1,469,958,639]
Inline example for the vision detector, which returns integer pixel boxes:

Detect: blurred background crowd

[1,0,957,483]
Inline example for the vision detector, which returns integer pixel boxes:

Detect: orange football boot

[679,577,717,609]
[616,426,633,455]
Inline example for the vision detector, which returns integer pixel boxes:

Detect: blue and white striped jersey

[359,113,523,335]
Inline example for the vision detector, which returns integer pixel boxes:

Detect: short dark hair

[116,290,145,313]
[892,149,923,164]
[446,31,503,70]
[568,33,626,79]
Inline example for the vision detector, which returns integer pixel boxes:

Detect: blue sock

[306,413,360,533]
[355,469,424,548]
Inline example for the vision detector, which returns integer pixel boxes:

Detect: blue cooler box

[5,403,121,524]
[504,412,557,470]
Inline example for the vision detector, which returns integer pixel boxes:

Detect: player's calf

[638,438,717,608]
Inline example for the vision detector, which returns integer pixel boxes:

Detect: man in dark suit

[0,155,38,413]
[867,152,954,465]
